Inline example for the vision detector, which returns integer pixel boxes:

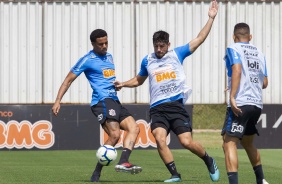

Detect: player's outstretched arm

[52,72,77,116]
[114,75,147,89]
[189,0,218,53]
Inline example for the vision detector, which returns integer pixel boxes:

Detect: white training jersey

[224,42,268,109]
[138,44,192,108]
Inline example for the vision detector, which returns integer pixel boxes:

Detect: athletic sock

[165,161,179,176]
[118,148,132,164]
[227,172,238,184]
[200,152,214,173]
[92,162,103,175]
[253,164,264,184]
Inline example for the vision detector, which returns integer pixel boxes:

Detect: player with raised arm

[114,0,220,182]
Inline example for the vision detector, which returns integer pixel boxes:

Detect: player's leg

[177,130,219,182]
[241,135,267,184]
[240,105,268,184]
[152,125,181,182]
[91,119,121,182]
[222,134,240,184]
[90,98,123,182]
[150,101,182,182]
[221,106,250,184]
[114,104,142,174]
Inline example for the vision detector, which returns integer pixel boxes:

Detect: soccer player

[221,23,269,184]
[52,29,142,182]
[114,0,219,182]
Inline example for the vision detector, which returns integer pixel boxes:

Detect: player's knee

[108,131,121,143]
[154,135,166,146]
[180,139,193,149]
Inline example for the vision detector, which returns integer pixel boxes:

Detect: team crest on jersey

[97,114,103,121]
[109,109,116,116]
[107,56,114,64]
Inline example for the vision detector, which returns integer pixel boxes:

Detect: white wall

[0,1,281,104]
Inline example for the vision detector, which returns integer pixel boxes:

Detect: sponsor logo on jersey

[156,71,176,82]
[160,82,177,94]
[103,69,115,78]
[248,60,260,69]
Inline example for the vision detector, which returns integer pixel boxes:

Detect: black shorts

[91,98,132,124]
[221,105,261,139]
[150,99,192,135]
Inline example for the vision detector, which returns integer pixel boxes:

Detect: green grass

[0,148,281,183]
[193,104,226,129]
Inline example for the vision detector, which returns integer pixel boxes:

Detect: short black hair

[234,23,250,38]
[153,30,169,44]
[90,29,107,43]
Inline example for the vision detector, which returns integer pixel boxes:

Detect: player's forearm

[122,77,140,88]
[55,82,71,102]
[197,18,215,44]
[230,70,241,99]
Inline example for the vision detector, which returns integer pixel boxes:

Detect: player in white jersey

[52,29,142,182]
[114,0,220,182]
[221,23,269,184]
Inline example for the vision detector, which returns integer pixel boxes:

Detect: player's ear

[233,35,236,42]
[168,42,171,48]
[249,34,252,41]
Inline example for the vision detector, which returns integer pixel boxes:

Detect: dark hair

[90,29,107,42]
[153,30,169,44]
[234,23,250,38]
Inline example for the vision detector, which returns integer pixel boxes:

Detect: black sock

[253,164,264,184]
[165,161,179,176]
[227,172,238,184]
[201,152,214,173]
[92,162,103,175]
[118,148,132,164]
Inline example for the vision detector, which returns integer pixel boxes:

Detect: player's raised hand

[208,0,218,19]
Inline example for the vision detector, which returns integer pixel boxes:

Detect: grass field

[0,132,281,184]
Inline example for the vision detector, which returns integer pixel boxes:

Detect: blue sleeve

[225,48,241,77]
[226,48,241,65]
[71,56,89,76]
[138,56,149,76]
[174,44,192,64]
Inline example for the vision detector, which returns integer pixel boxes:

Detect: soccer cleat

[209,158,220,182]
[90,172,100,182]
[115,162,142,174]
[164,174,181,182]
[262,179,269,184]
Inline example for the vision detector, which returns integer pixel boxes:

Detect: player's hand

[113,80,123,91]
[52,102,60,116]
[230,98,242,117]
[208,0,218,19]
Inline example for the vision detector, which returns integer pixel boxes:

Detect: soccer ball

[96,145,117,166]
